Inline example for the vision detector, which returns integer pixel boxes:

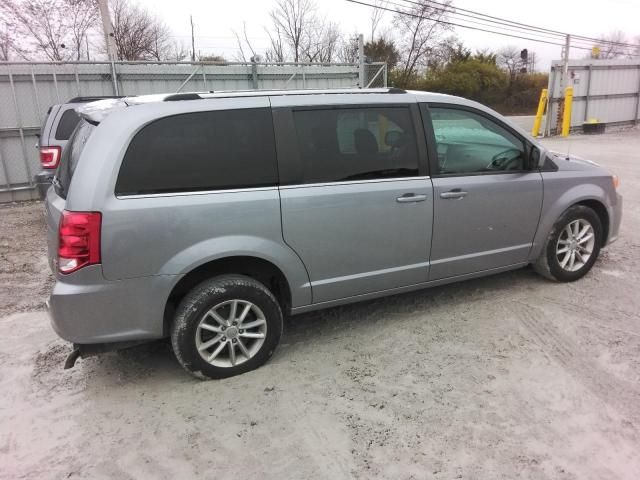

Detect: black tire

[533,205,603,282]
[171,274,283,380]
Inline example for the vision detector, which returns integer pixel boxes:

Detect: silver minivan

[45,88,622,379]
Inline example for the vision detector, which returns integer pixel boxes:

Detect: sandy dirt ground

[1,129,639,480]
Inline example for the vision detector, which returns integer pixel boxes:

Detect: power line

[397,0,569,40]
[395,0,640,49]
[392,0,592,47]
[346,0,595,50]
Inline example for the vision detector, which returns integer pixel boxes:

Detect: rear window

[115,108,277,196]
[54,119,95,199]
[55,109,81,140]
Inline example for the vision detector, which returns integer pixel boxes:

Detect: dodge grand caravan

[45,88,622,379]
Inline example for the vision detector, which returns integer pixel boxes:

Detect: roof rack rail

[164,93,203,101]
[161,87,407,102]
[68,95,125,103]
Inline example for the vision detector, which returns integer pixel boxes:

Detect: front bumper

[606,192,623,245]
[47,265,179,344]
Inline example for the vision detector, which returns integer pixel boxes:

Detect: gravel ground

[1,129,639,479]
[0,201,53,317]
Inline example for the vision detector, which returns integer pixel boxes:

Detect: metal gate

[545,59,640,135]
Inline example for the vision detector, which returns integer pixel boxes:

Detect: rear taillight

[58,211,102,274]
[40,146,61,169]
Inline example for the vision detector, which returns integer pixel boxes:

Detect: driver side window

[430,107,526,175]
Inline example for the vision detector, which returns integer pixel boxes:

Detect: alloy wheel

[195,299,267,368]
[555,219,595,272]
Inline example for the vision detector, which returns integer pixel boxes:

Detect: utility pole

[562,34,571,89]
[97,0,117,61]
[97,0,118,95]
[190,15,196,62]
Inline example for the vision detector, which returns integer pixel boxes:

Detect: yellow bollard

[531,88,548,137]
[561,86,573,137]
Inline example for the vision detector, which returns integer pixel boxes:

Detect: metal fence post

[358,34,365,88]
[635,65,640,125]
[584,64,592,122]
[74,64,81,96]
[52,65,60,103]
[0,140,12,199]
[383,63,388,87]
[543,66,557,136]
[251,61,258,89]
[30,65,41,118]
[8,64,34,187]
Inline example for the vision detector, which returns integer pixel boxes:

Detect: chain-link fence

[363,63,388,88]
[0,60,387,201]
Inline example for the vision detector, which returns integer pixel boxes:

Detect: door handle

[440,189,468,199]
[396,193,427,203]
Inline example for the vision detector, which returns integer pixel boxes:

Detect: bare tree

[0,23,18,60]
[337,33,359,63]
[167,41,190,61]
[67,0,99,60]
[497,46,522,79]
[233,22,258,62]
[393,0,453,84]
[110,0,172,61]
[269,0,315,63]
[265,24,286,63]
[369,0,386,41]
[1,0,98,61]
[593,30,636,59]
[302,20,340,62]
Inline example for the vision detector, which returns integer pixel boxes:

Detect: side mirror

[529,145,541,169]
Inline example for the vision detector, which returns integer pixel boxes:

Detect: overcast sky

[135,0,640,70]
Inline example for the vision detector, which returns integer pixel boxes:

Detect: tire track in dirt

[266,390,354,480]
[513,301,640,425]
[534,295,640,338]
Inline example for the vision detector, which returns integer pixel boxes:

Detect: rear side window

[291,107,419,184]
[115,108,277,195]
[55,119,95,199]
[55,109,81,140]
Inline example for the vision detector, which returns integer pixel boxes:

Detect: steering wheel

[487,148,522,170]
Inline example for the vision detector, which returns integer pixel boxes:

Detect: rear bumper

[47,265,179,344]
[35,171,55,199]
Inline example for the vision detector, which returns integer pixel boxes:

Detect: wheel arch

[531,176,613,261]
[575,199,609,244]
[163,256,293,336]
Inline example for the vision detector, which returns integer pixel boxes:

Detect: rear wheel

[534,205,603,282]
[171,275,283,379]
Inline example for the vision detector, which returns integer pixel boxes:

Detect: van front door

[422,104,543,280]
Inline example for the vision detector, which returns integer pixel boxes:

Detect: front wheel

[171,275,283,379]
[534,205,603,282]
